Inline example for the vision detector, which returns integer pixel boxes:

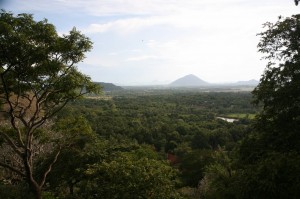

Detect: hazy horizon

[113,74,259,86]
[1,0,299,85]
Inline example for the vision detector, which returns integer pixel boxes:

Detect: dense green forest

[64,90,256,153]
[58,89,259,198]
[1,10,300,199]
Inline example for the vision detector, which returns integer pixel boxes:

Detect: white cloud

[46,0,291,17]
[84,16,170,34]
[126,55,159,62]
[82,0,298,36]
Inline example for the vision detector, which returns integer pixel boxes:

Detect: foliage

[43,136,181,199]
[235,151,300,199]
[0,183,34,199]
[81,154,181,199]
[253,15,300,152]
[179,149,214,187]
[198,149,237,199]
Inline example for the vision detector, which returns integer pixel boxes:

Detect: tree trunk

[23,153,43,199]
[32,185,42,199]
[69,183,74,195]
[26,176,43,199]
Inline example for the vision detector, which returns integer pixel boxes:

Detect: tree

[0,11,99,199]
[254,14,300,152]
[234,14,300,199]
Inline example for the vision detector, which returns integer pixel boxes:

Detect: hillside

[95,82,124,91]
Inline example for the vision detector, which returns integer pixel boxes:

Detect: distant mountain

[170,74,209,87]
[95,82,124,91]
[233,79,259,86]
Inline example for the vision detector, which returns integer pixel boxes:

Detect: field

[225,113,256,119]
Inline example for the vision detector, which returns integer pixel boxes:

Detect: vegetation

[224,113,255,119]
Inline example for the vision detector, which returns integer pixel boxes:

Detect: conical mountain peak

[170,74,208,87]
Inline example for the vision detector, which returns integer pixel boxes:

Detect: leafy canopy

[0,10,99,120]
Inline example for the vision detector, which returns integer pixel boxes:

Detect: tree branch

[0,74,25,147]
[39,147,61,187]
[0,132,23,156]
[0,161,26,177]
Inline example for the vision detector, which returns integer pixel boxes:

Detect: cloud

[126,55,159,62]
[51,0,296,16]
[83,16,169,34]
[9,0,297,20]
[47,0,282,17]
[81,0,296,36]
[10,0,298,36]
[83,12,206,34]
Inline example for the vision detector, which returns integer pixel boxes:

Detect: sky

[1,0,299,85]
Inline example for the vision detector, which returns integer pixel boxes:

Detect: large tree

[236,14,300,198]
[253,14,300,151]
[0,11,99,199]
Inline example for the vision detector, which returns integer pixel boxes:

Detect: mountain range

[98,74,259,90]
